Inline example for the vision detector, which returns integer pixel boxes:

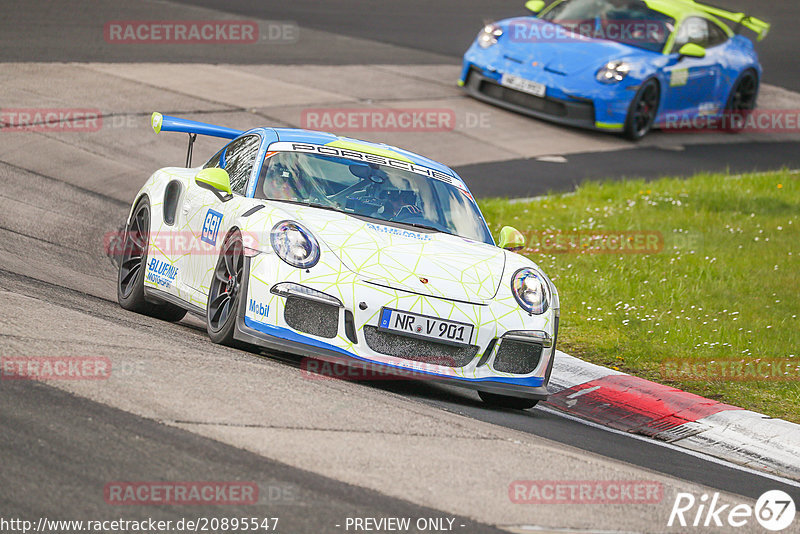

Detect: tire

[478,390,539,410]
[206,229,249,349]
[723,69,759,133]
[623,79,660,141]
[117,197,187,322]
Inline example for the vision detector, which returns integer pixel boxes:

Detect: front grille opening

[479,80,568,116]
[476,338,498,367]
[493,339,543,374]
[363,326,478,367]
[344,310,358,344]
[467,69,595,123]
[283,297,338,339]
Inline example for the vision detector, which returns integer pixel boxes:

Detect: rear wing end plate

[695,3,770,41]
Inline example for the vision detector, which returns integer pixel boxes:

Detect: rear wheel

[724,70,758,132]
[207,230,249,349]
[624,79,660,141]
[117,198,186,322]
[478,391,539,410]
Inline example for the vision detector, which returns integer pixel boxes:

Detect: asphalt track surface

[457,140,800,198]
[173,0,800,194]
[3,0,798,195]
[2,1,800,532]
[172,0,799,92]
[1,379,502,534]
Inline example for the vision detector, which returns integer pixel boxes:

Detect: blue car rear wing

[151,112,244,167]
[692,2,770,41]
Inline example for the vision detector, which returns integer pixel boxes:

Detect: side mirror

[524,0,545,14]
[678,43,706,59]
[195,168,233,201]
[498,226,526,251]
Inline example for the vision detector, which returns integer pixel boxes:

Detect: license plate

[379,308,474,346]
[501,74,546,97]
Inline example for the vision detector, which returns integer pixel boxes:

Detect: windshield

[540,0,675,53]
[254,151,494,245]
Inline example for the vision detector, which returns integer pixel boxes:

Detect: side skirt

[144,286,206,317]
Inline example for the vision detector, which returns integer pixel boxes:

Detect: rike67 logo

[669,490,796,531]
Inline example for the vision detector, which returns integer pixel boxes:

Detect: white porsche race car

[117,113,560,409]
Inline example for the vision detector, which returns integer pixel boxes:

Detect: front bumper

[459,53,638,132]
[234,256,557,401]
[463,67,601,131]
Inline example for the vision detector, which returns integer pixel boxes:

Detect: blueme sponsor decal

[248,299,270,321]
[147,258,178,288]
[201,209,223,245]
[365,222,432,241]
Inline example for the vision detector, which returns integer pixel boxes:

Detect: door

[661,17,726,120]
[178,134,262,303]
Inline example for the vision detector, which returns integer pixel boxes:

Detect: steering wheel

[389,204,424,222]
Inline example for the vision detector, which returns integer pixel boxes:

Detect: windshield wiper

[394,220,454,236]
[269,199,346,213]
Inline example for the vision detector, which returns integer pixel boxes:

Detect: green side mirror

[525,0,546,14]
[678,43,706,59]
[195,168,232,198]
[498,226,526,251]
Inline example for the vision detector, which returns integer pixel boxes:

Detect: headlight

[478,23,503,48]
[511,268,550,315]
[596,60,631,83]
[270,220,320,269]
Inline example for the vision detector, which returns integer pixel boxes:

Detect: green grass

[479,169,800,422]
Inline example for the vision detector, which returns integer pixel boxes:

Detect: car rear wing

[693,2,770,41]
[151,112,244,167]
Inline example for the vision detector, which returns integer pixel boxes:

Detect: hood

[497,17,648,75]
[267,204,505,304]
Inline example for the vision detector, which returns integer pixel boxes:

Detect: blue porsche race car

[459,0,770,139]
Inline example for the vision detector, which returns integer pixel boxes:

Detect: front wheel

[206,230,249,349]
[478,391,539,410]
[624,79,660,141]
[117,198,186,322]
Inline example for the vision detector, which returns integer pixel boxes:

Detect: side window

[221,135,261,196]
[203,149,223,169]
[706,21,729,48]
[672,17,709,52]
